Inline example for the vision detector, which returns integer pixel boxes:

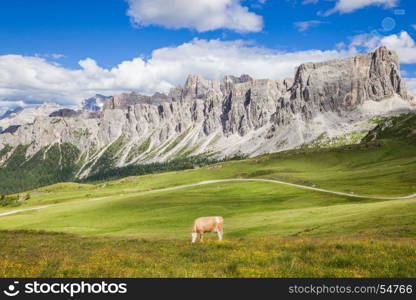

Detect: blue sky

[0,0,415,109]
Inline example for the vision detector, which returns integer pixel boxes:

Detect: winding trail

[0,178,415,217]
[0,205,51,217]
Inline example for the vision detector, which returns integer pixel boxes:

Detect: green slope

[0,112,415,277]
[0,143,80,195]
[0,120,415,238]
[1,180,415,239]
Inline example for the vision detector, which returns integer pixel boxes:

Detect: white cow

[191,216,224,243]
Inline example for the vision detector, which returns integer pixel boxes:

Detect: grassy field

[0,136,415,277]
[1,231,416,278]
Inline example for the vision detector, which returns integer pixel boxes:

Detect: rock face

[0,102,63,133]
[276,47,408,124]
[103,92,171,110]
[0,47,412,178]
[49,109,80,118]
[81,94,111,112]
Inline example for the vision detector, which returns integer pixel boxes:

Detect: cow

[191,216,224,243]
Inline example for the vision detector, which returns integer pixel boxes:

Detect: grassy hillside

[1,231,415,278]
[0,146,228,195]
[0,112,414,195]
[0,143,80,195]
[1,139,415,237]
[363,112,416,143]
[0,112,415,277]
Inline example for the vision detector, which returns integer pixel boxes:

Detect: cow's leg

[191,232,198,243]
[217,222,223,241]
[199,233,204,242]
[217,230,223,241]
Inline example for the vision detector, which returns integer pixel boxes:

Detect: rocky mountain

[81,92,170,111]
[0,106,24,120]
[81,94,112,112]
[0,46,413,184]
[103,92,172,110]
[0,102,63,133]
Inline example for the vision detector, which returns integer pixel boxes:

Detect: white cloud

[0,100,27,115]
[349,33,382,51]
[381,32,416,63]
[126,0,263,32]
[322,0,398,16]
[401,70,409,77]
[50,53,65,59]
[294,20,325,32]
[0,39,355,108]
[1,32,414,112]
[350,31,416,63]
[406,78,416,93]
[34,53,65,60]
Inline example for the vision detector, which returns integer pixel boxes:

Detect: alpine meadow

[1,112,416,277]
[0,0,416,280]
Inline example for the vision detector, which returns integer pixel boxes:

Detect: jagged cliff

[0,47,413,179]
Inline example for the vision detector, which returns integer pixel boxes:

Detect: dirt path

[0,205,51,217]
[143,178,416,200]
[1,178,415,217]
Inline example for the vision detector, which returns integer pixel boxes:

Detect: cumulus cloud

[350,31,416,63]
[126,0,263,32]
[0,39,356,108]
[294,20,325,32]
[406,78,416,93]
[50,53,65,59]
[0,100,27,115]
[1,34,414,112]
[34,53,65,60]
[381,32,416,63]
[322,0,398,16]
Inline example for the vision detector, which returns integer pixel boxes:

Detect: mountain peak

[0,106,24,120]
[289,46,408,113]
[81,94,111,112]
[0,47,412,179]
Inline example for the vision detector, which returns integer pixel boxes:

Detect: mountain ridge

[0,46,414,185]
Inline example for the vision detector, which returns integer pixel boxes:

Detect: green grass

[364,113,416,142]
[1,139,415,235]
[161,127,191,155]
[1,180,416,239]
[126,138,151,163]
[1,231,415,278]
[302,131,368,149]
[0,144,13,160]
[91,135,126,173]
[0,143,80,195]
